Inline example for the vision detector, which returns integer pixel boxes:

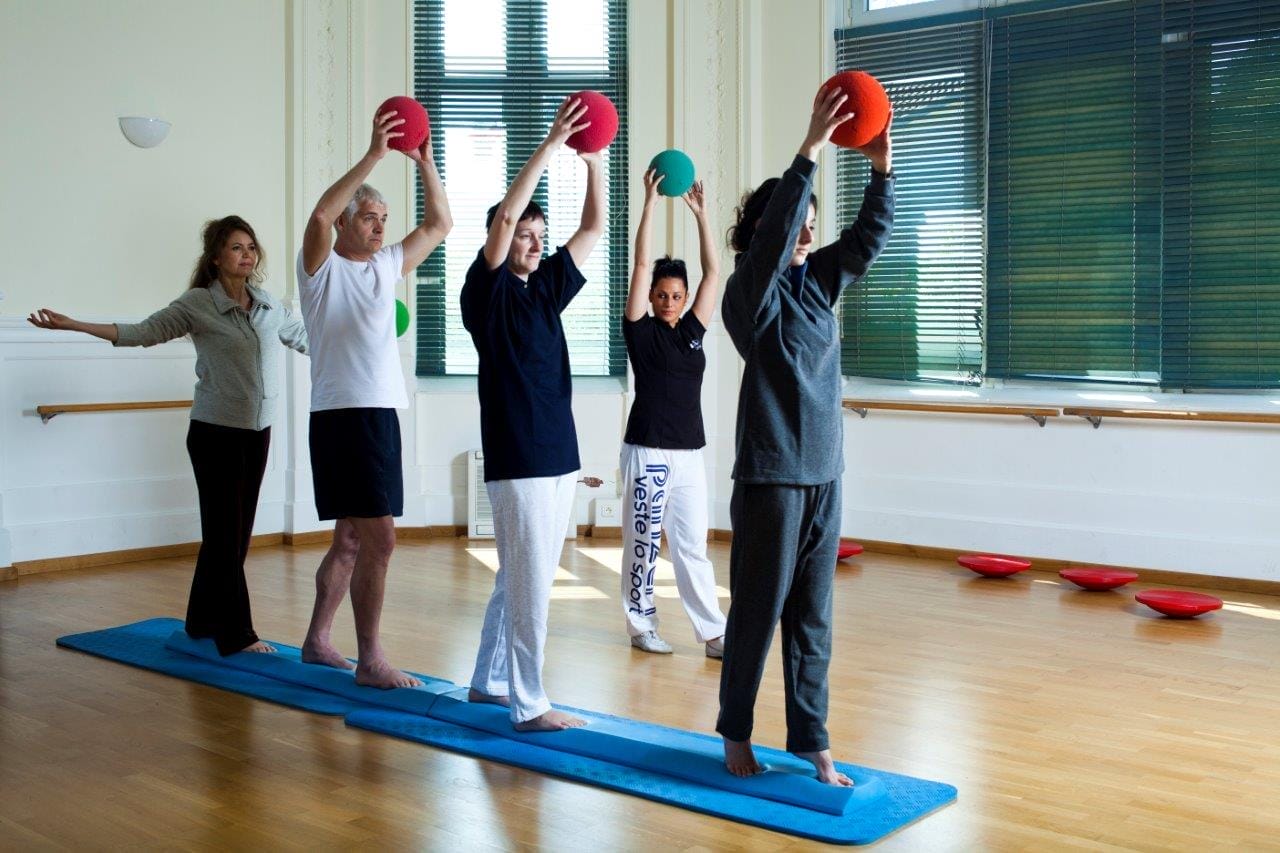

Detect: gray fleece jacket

[722,154,894,485]
[114,281,308,431]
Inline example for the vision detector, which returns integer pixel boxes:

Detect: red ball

[822,71,890,149]
[565,90,618,153]
[376,96,430,152]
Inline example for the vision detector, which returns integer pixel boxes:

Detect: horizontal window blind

[836,21,987,383]
[1161,0,1280,389]
[986,0,1165,383]
[413,0,629,377]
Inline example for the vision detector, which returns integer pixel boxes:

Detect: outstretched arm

[400,134,453,277]
[27,309,120,342]
[302,110,405,276]
[684,180,719,328]
[624,169,662,322]
[483,97,589,271]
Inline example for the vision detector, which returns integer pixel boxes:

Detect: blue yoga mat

[347,708,956,845]
[58,619,957,844]
[56,618,356,715]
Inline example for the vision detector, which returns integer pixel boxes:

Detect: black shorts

[309,408,403,520]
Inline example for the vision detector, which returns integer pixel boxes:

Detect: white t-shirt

[297,243,409,411]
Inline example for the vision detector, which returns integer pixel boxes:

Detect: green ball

[395,299,410,338]
[649,149,695,197]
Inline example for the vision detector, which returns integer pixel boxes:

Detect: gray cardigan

[114,281,308,431]
[722,155,894,485]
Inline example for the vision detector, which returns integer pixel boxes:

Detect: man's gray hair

[341,184,386,223]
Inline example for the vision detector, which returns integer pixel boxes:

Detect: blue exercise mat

[58,619,957,844]
[347,708,956,845]
[56,618,355,715]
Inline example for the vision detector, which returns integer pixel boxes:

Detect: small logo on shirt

[689,339,702,351]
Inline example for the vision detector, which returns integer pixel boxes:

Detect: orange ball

[822,71,890,149]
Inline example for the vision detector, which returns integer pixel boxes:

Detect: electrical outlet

[593,498,622,526]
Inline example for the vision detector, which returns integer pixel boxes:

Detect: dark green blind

[836,22,987,383]
[1161,0,1280,389]
[987,0,1165,383]
[413,0,629,376]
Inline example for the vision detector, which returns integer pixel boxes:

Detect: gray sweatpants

[716,478,840,753]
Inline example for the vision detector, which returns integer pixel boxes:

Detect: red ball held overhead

[565,90,618,153]
[376,96,430,152]
[957,554,1031,578]
[821,70,891,149]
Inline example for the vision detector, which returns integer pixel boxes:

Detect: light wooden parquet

[2,538,1278,851]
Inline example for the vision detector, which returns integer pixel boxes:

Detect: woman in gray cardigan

[28,215,308,655]
[717,89,893,785]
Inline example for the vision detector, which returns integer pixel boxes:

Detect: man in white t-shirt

[296,108,451,689]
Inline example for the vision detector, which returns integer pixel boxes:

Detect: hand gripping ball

[566,90,618,153]
[649,149,695,197]
[377,96,430,152]
[821,71,890,149]
[395,299,410,338]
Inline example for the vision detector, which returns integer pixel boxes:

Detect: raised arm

[728,88,855,325]
[808,112,895,305]
[684,180,719,328]
[483,97,589,271]
[400,134,453,277]
[302,110,405,276]
[624,169,662,322]
[563,149,607,268]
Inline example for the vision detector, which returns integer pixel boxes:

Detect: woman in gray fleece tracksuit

[717,88,894,785]
[28,216,308,656]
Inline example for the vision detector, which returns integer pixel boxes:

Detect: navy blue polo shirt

[460,246,586,481]
[623,312,708,449]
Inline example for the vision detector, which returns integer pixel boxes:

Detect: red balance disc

[837,542,863,560]
[1135,589,1223,618]
[1059,568,1139,591]
[957,554,1031,577]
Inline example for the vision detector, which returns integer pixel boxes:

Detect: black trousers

[716,479,841,753]
[184,419,271,655]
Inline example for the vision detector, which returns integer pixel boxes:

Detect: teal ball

[649,149,695,197]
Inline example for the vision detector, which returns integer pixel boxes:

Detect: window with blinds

[835,22,986,383]
[838,0,1280,390]
[986,0,1164,383]
[412,0,629,377]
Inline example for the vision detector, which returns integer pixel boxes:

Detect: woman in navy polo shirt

[461,97,607,732]
[620,169,727,659]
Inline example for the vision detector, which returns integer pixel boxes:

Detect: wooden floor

[2,539,1279,851]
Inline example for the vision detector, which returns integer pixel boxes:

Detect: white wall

[3,0,1276,583]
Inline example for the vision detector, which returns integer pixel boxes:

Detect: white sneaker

[705,637,725,659]
[630,631,673,654]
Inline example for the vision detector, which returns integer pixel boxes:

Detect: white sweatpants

[470,470,577,723]
[620,444,726,643]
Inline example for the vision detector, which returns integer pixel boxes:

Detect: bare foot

[514,709,587,732]
[792,749,854,786]
[723,737,763,777]
[301,639,355,670]
[354,659,422,690]
[468,688,511,707]
[242,641,276,654]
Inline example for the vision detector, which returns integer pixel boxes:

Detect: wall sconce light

[118,116,171,148]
